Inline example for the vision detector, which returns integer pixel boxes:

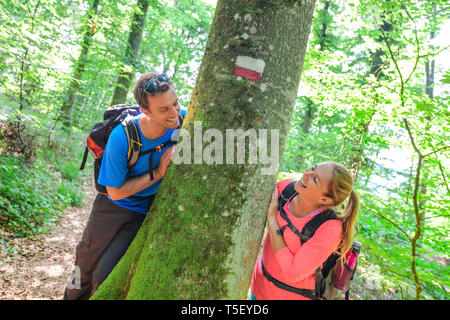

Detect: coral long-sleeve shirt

[250,179,342,300]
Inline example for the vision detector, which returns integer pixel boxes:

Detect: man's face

[142,86,181,129]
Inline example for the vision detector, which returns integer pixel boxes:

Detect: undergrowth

[0,111,90,237]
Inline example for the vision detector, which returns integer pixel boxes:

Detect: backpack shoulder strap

[79,147,90,170]
[278,181,307,239]
[304,209,338,297]
[278,181,297,210]
[178,112,184,125]
[121,115,141,168]
[299,209,337,245]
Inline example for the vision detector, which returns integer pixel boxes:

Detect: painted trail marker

[233,56,265,82]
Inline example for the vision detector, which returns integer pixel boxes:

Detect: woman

[249,161,359,300]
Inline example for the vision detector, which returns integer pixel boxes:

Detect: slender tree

[92,0,316,300]
[110,0,151,106]
[418,9,436,220]
[18,0,42,112]
[345,6,394,180]
[293,0,333,170]
[318,0,330,51]
[59,0,100,128]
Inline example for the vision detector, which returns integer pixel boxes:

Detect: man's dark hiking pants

[64,193,152,300]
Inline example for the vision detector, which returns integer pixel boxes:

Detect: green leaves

[0,111,89,237]
[441,69,450,84]
[0,0,447,299]
[280,0,450,299]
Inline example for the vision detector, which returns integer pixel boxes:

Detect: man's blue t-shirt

[98,109,186,214]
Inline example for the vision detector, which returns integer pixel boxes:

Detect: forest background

[0,0,448,300]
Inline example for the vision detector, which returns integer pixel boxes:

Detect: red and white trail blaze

[233,55,265,82]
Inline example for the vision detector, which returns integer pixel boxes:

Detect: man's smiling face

[142,86,181,129]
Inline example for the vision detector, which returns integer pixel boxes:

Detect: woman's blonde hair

[324,161,360,264]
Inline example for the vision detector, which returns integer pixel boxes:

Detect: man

[64,72,186,299]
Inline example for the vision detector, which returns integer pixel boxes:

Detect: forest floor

[0,180,96,300]
[0,179,396,300]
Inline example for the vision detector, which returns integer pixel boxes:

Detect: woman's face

[294,162,334,206]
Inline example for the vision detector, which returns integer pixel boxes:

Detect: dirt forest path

[0,186,96,300]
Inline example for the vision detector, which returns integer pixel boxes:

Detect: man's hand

[107,146,176,200]
[153,146,175,180]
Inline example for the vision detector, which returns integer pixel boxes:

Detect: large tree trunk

[59,0,100,127]
[92,0,316,300]
[110,0,150,106]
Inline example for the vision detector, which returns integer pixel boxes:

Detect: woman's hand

[267,187,279,230]
[267,187,287,254]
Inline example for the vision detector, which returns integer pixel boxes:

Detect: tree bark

[92,0,316,300]
[318,0,329,51]
[18,0,42,111]
[403,119,423,300]
[296,97,315,169]
[110,0,150,106]
[347,14,394,180]
[425,4,436,100]
[370,20,393,80]
[346,106,376,181]
[419,14,436,221]
[59,0,100,128]
[425,58,434,99]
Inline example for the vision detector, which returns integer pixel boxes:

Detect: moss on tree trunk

[92,0,316,300]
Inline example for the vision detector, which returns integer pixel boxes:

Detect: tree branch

[418,45,450,60]
[403,118,423,157]
[365,207,411,241]
[423,145,450,158]
[423,139,450,194]
[377,17,404,98]
[403,117,423,300]
[399,1,421,86]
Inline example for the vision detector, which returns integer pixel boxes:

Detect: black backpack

[261,181,361,300]
[79,104,184,199]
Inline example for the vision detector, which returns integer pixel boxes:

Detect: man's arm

[107,146,174,201]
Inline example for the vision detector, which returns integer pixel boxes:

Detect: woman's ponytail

[324,162,360,265]
[336,190,360,264]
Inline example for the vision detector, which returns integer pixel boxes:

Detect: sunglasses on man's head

[143,73,171,95]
